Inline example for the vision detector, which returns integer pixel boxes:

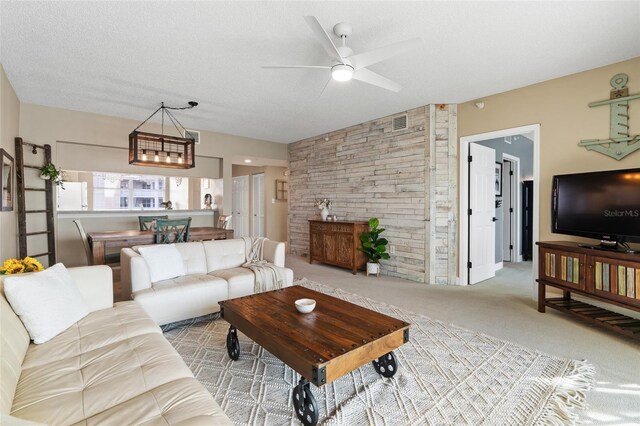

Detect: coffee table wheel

[292,378,318,426]
[226,326,240,361]
[372,351,398,378]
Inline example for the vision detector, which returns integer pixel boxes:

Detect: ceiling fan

[262,16,423,93]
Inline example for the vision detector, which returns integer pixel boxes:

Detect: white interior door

[469,143,496,284]
[252,173,265,238]
[232,175,249,237]
[502,159,513,262]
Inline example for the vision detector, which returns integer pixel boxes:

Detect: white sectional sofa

[121,238,294,325]
[0,265,232,425]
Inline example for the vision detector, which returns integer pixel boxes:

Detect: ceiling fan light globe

[332,64,354,82]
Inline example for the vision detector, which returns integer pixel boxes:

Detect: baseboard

[495,262,503,271]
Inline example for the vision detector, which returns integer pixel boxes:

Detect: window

[93,173,128,210]
[92,174,164,210]
[130,175,164,209]
[60,171,219,211]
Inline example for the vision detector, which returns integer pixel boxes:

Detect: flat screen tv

[552,168,640,251]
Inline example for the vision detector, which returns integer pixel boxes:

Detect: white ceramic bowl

[295,298,316,314]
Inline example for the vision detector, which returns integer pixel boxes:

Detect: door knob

[492,217,498,222]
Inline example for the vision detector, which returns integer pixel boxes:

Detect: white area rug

[163,279,594,425]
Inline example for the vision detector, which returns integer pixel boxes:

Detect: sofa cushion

[21,301,160,370]
[10,301,230,425]
[0,297,30,416]
[174,242,208,275]
[69,378,232,426]
[138,245,186,283]
[134,275,228,325]
[203,239,246,273]
[209,267,255,299]
[4,264,89,344]
[13,333,199,424]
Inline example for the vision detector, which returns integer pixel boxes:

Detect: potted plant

[39,163,64,189]
[359,217,390,277]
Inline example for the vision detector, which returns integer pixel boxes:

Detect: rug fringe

[538,359,596,425]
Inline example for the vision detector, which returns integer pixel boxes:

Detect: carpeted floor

[285,257,640,425]
[164,279,594,425]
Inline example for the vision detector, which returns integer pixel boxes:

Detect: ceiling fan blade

[350,37,423,70]
[262,65,331,69]
[304,16,344,61]
[352,68,403,92]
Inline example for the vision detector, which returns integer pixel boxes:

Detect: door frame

[459,124,540,294]
[502,153,521,263]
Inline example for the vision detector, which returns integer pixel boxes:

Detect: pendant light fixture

[129,101,198,169]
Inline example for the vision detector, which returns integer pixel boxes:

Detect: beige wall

[16,103,288,263]
[232,165,288,243]
[459,57,640,249]
[18,103,288,215]
[0,64,20,261]
[55,140,221,178]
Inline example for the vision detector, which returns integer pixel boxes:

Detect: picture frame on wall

[1,148,15,211]
[494,161,502,197]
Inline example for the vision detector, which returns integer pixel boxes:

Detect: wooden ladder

[14,137,56,266]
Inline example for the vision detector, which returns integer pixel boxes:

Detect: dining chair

[73,219,119,265]
[155,217,192,244]
[139,215,169,231]
[217,215,232,229]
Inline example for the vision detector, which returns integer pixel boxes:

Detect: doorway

[459,124,539,295]
[232,175,249,237]
[502,154,520,264]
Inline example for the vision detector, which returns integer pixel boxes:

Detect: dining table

[87,227,234,265]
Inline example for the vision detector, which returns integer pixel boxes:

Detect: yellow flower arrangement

[0,257,45,275]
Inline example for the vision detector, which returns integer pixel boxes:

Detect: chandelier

[129,101,198,169]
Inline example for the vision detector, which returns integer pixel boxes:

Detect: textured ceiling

[1,1,639,143]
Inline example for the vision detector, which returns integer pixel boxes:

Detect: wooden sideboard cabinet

[537,241,640,340]
[309,220,369,274]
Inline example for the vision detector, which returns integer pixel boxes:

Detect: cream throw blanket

[242,237,288,293]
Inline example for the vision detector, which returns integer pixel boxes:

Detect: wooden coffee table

[219,285,410,426]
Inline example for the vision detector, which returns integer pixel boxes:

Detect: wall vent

[392,114,408,131]
[184,129,200,144]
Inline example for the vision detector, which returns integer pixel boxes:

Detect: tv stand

[537,241,640,340]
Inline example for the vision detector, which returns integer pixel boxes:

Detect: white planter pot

[366,262,380,277]
[40,173,50,180]
[320,207,329,221]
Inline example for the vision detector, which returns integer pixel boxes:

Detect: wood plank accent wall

[429,105,458,285]
[288,105,457,284]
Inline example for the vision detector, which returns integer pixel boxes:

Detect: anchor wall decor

[578,73,640,160]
